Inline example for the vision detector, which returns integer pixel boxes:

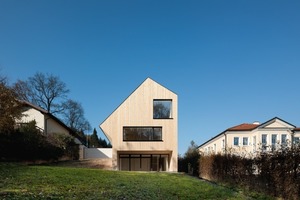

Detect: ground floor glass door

[119,154,169,171]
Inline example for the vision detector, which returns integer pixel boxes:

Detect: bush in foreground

[199,146,300,199]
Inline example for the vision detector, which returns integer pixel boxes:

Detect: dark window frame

[243,137,248,146]
[233,137,239,146]
[153,99,173,119]
[123,126,163,142]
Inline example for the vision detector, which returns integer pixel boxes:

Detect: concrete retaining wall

[83,148,112,159]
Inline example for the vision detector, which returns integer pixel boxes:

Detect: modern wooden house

[100,78,178,171]
[198,117,300,156]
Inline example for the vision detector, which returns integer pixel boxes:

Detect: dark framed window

[123,127,162,141]
[243,137,248,146]
[153,100,172,119]
[262,134,267,151]
[293,137,299,144]
[233,137,239,146]
[272,134,277,151]
[281,134,287,144]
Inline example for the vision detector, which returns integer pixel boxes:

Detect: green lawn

[0,163,271,200]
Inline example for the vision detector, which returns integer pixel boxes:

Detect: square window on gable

[153,100,172,119]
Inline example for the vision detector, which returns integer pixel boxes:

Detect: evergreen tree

[89,128,100,148]
[178,140,200,176]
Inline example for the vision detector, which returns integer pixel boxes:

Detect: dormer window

[153,100,172,119]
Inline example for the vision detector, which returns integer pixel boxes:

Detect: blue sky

[1,0,300,155]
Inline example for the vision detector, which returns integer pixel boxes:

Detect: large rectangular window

[123,127,162,141]
[153,100,172,119]
[119,154,168,171]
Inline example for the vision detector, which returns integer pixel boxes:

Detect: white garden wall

[83,148,112,159]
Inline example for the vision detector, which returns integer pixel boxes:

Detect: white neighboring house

[100,78,178,172]
[198,117,300,156]
[16,101,85,159]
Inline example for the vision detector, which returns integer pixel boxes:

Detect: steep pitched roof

[99,77,176,143]
[101,77,176,125]
[19,101,85,145]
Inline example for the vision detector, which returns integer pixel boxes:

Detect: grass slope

[0,163,267,200]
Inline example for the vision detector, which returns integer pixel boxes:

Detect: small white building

[17,101,86,159]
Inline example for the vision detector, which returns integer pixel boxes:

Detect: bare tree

[12,80,31,102]
[0,75,7,84]
[13,72,69,114]
[61,99,91,133]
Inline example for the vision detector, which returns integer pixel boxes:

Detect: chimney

[253,121,260,125]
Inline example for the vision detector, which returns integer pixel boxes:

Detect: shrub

[0,121,79,161]
[199,147,300,199]
[178,141,200,176]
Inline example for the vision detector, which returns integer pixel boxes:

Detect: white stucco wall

[18,108,45,130]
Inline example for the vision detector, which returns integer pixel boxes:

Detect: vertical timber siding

[100,78,178,171]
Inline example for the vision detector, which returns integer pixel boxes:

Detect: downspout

[224,132,227,155]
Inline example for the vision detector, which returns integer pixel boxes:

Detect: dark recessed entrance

[119,154,169,171]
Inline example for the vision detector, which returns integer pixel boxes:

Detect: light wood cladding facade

[100,78,178,171]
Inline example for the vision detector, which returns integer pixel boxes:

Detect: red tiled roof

[293,127,300,131]
[227,123,259,131]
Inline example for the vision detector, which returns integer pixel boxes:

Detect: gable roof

[257,117,295,129]
[99,77,176,127]
[99,77,177,143]
[19,100,85,145]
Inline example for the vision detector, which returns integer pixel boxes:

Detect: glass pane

[262,135,267,144]
[272,135,277,144]
[153,128,162,140]
[123,127,162,141]
[234,137,239,145]
[124,128,138,140]
[153,100,172,119]
[281,134,287,144]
